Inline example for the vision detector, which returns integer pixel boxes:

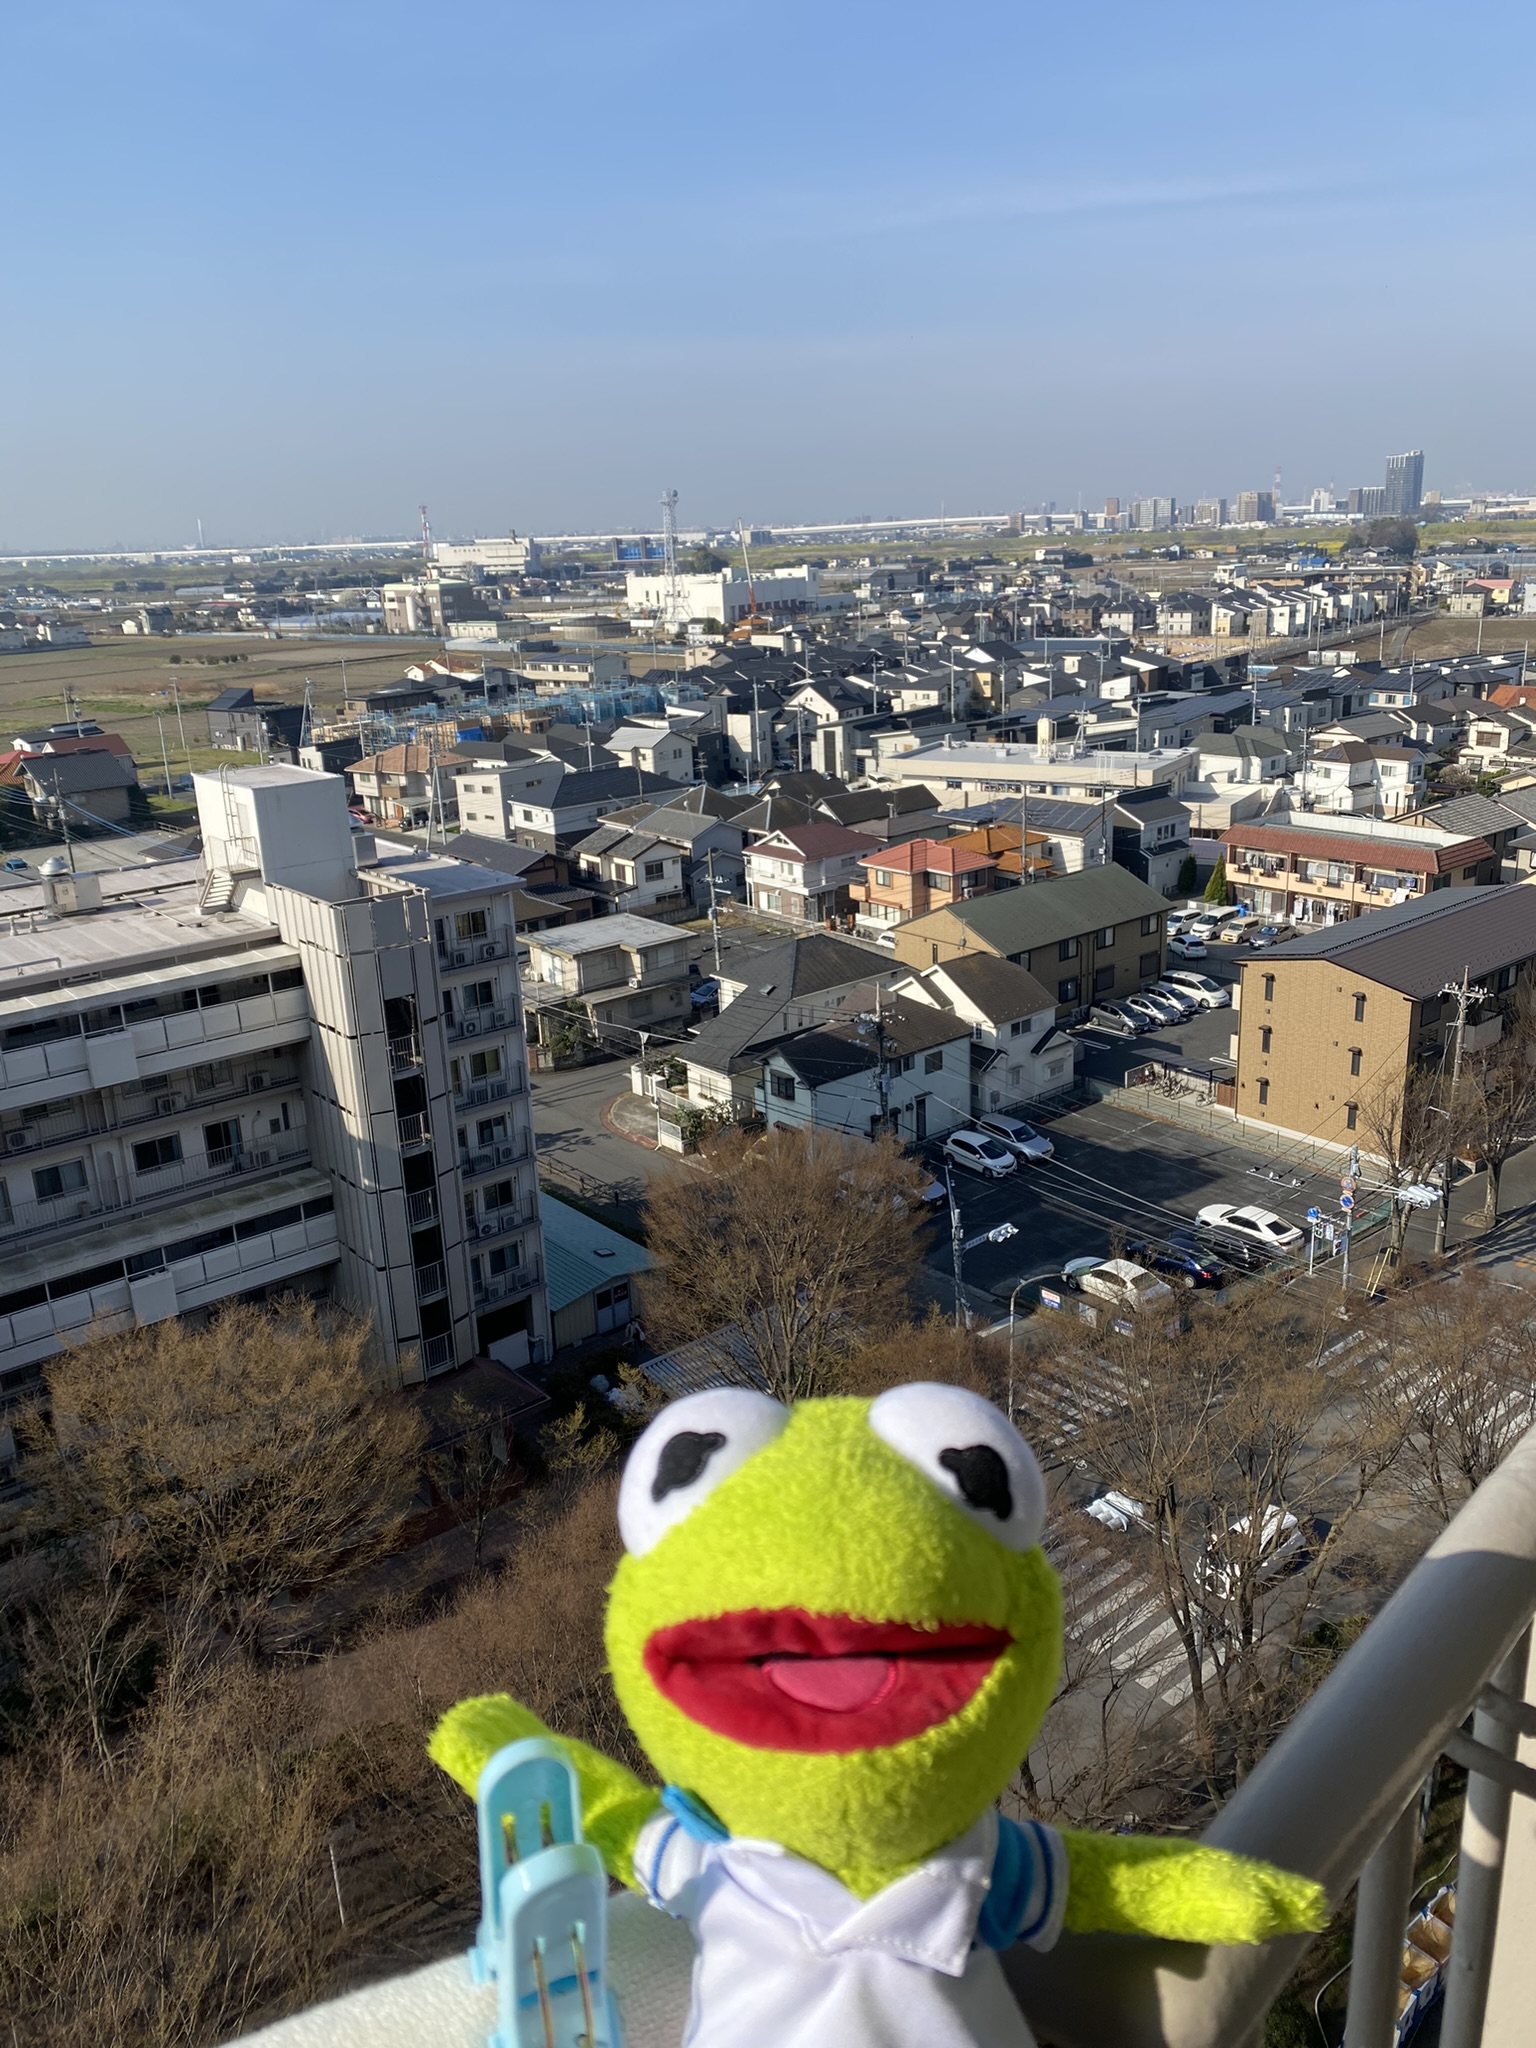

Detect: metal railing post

[1343,1796,1419,2048]
[1441,1627,1533,2048]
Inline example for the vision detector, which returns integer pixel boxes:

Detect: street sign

[1306,1206,1321,1224]
[1339,1191,1355,1212]
[1341,1176,1358,1194]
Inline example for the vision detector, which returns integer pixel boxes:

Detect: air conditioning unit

[249,1073,268,1091]
[478,1221,498,1239]
[478,943,497,962]
[5,1131,27,1152]
[496,1144,516,1164]
[452,949,470,967]
[461,1019,478,1037]
[248,1148,273,1168]
[155,1095,180,1117]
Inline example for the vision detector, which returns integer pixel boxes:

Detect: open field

[0,635,442,779]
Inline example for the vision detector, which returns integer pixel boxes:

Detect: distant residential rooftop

[525,912,684,953]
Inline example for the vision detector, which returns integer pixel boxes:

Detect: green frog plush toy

[431,1384,1326,2048]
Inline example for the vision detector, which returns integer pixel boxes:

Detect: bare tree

[1459,987,1536,1224]
[1360,1062,1454,1264]
[21,1300,426,1648]
[640,1125,929,1402]
[1014,1282,1407,1791]
[427,1391,516,1571]
[1365,1277,1536,1523]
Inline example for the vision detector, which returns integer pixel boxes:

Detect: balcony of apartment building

[260,1426,1536,2048]
[457,1130,532,1183]
[0,963,311,1115]
[435,913,514,973]
[444,995,519,1043]
[471,1246,542,1308]
[451,1058,528,1115]
[0,1127,312,1251]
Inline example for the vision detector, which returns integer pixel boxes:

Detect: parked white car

[1165,971,1230,1009]
[976,1113,1054,1162]
[1168,934,1208,960]
[1150,980,1200,1017]
[1199,1506,1306,1600]
[1061,1256,1175,1311]
[942,1130,1018,1179]
[1194,1203,1303,1251]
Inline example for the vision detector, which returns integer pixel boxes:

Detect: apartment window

[1497,964,1519,993]
[1257,1078,1270,1106]
[1140,914,1160,936]
[1262,974,1276,1002]
[1462,867,1478,881]
[924,1049,944,1074]
[1139,951,1159,977]
[873,869,892,888]
[464,980,495,1010]
[643,860,667,882]
[931,944,940,965]
[887,1054,915,1076]
[1259,1027,1272,1054]
[1349,1047,1363,1077]
[1058,977,1080,1004]
[454,909,489,941]
[1009,1018,1027,1037]
[33,1159,87,1201]
[468,1048,502,1080]
[476,1116,507,1148]
[1096,926,1116,949]
[484,1178,517,1211]
[1058,937,1079,962]
[770,1072,797,1102]
[1353,993,1367,1023]
[1093,966,1115,995]
[132,1135,183,1173]
[1345,1101,1359,1131]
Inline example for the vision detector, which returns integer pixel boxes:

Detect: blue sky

[4,1,1533,549]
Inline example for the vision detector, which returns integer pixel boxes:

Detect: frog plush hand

[431,1385,1326,2048]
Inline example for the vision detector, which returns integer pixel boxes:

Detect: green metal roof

[926,862,1169,954]
[539,1192,652,1315]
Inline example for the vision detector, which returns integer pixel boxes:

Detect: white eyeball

[868,1384,1045,1553]
[618,1388,790,1557]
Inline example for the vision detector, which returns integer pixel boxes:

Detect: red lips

[643,1608,1011,1753]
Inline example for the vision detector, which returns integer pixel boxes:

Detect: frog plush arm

[429,1692,662,1889]
[1059,1830,1327,1944]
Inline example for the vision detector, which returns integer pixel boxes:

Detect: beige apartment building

[1230,884,1536,1151]
[1221,812,1497,926]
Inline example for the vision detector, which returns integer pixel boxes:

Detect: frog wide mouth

[642,1607,1012,1752]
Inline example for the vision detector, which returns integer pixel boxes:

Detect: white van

[1164,970,1231,1010]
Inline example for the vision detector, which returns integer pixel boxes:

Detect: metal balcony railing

[457,1137,529,1180]
[419,1332,454,1372]
[471,1251,542,1304]
[413,1260,448,1301]
[0,1133,312,1247]
[387,1033,423,1074]
[453,1076,510,1112]
[471,1202,535,1242]
[397,1112,431,1149]
[246,1427,1536,2048]
[0,1069,304,1156]
[445,1006,516,1042]
[405,1187,438,1227]
[438,935,511,970]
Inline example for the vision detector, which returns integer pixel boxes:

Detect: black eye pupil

[652,1430,727,1503]
[938,1444,1013,1520]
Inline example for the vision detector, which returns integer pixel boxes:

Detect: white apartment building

[625,566,823,627]
[431,534,541,577]
[877,738,1198,807]
[0,767,548,1401]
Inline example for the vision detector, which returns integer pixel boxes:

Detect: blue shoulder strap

[660,1783,731,1844]
[977,1815,1061,1951]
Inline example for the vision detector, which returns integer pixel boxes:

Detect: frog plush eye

[868,1384,1045,1553]
[618,1389,790,1557]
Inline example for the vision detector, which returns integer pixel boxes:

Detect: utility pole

[155,712,173,799]
[949,1166,966,1330]
[1435,968,1487,1256]
[706,847,723,974]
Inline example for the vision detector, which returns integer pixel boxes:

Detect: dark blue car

[1124,1233,1226,1288]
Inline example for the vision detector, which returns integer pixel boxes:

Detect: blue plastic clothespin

[468,1738,623,2048]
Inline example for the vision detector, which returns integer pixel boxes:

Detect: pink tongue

[762,1655,897,1712]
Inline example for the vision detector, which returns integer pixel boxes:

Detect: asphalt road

[925,1096,1361,1309]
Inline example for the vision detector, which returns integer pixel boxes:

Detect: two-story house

[604,722,698,782]
[1458,705,1535,778]
[347,745,471,830]
[569,825,688,918]
[756,988,972,1145]
[850,838,997,935]
[891,954,1075,1114]
[1304,742,1427,818]
[743,823,879,924]
[522,914,692,1041]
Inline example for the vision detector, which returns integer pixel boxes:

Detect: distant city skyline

[4,1,1535,552]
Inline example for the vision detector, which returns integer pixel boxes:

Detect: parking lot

[926,1095,1363,1312]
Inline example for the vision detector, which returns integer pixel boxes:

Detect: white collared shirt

[632,1808,1066,2048]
